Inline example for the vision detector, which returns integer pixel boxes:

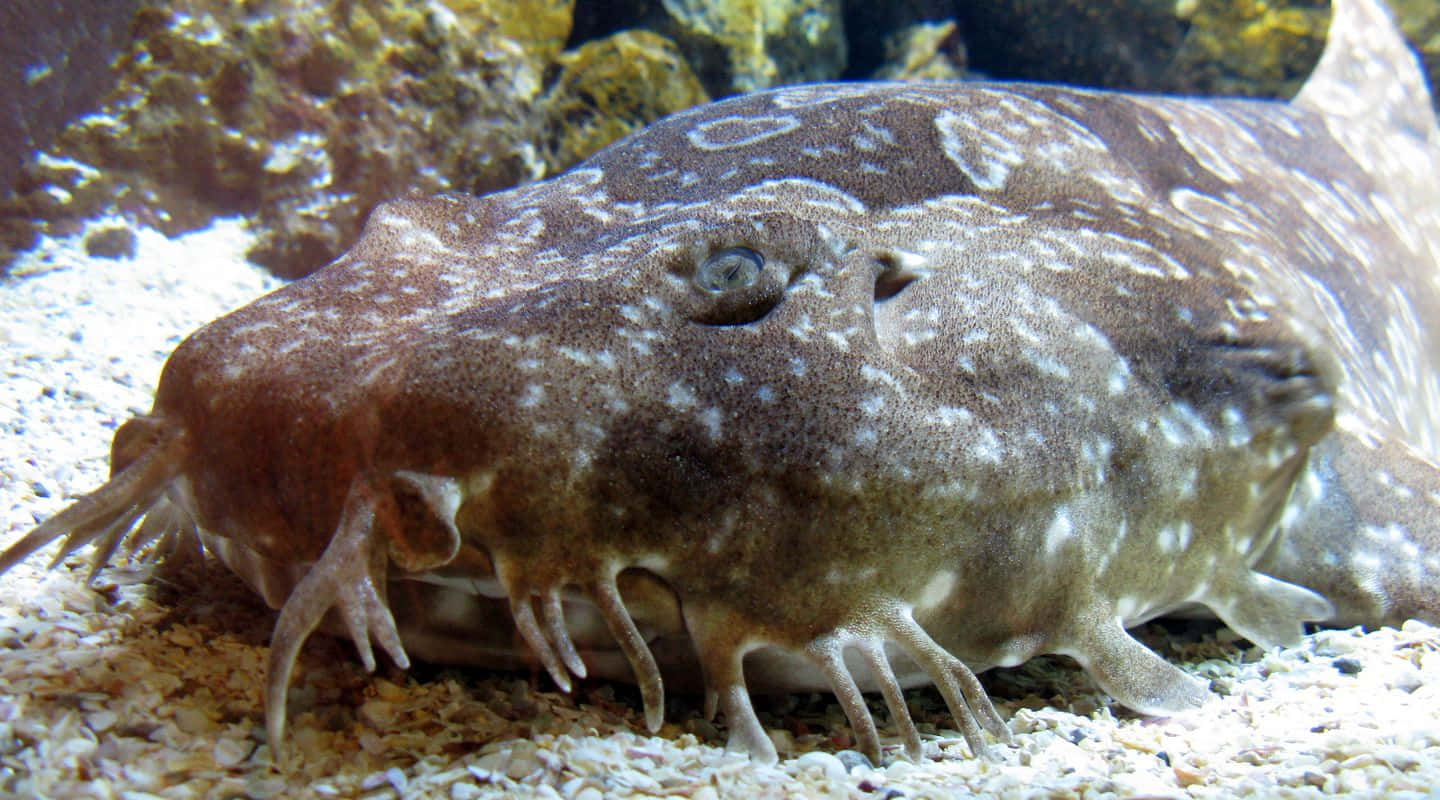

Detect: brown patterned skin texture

[3,0,1440,767]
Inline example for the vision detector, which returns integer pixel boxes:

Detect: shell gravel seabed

[1,222,1439,799]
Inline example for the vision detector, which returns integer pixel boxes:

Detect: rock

[870,21,968,81]
[1,0,570,279]
[572,0,848,97]
[540,30,709,173]
[0,2,141,199]
[83,226,137,260]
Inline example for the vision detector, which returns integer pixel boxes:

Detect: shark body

[3,0,1439,766]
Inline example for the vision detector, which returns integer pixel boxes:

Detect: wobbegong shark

[2,0,1438,766]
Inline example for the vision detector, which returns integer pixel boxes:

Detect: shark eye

[696,247,764,293]
[682,245,787,326]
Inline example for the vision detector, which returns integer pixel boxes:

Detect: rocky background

[1,0,1437,279]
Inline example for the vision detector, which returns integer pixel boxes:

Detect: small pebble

[85,710,117,733]
[1390,668,1423,693]
[792,751,848,781]
[82,226,138,260]
[837,749,875,772]
[1333,658,1364,675]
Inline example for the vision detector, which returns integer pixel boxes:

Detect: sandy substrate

[1,221,1438,799]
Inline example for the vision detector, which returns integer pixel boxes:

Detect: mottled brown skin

[3,0,1440,768]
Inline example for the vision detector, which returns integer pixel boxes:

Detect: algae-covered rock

[0,0,705,279]
[676,0,847,94]
[594,0,848,96]
[1390,0,1440,105]
[1168,0,1329,99]
[0,1,141,204]
[1,1,547,277]
[871,21,968,82]
[846,0,964,80]
[541,31,709,173]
